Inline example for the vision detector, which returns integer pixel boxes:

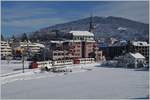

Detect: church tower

[89,14,94,32]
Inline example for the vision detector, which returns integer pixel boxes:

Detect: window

[54,53,57,56]
[139,43,143,45]
[77,49,80,52]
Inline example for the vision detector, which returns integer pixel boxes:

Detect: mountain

[30,16,149,41]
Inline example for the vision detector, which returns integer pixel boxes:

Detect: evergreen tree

[21,33,28,42]
[12,34,16,42]
[1,34,4,41]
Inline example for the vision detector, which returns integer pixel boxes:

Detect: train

[74,58,95,64]
[29,58,95,70]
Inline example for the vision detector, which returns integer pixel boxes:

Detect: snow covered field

[1,60,30,75]
[1,61,149,99]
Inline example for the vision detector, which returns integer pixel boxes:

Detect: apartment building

[1,41,12,58]
[47,31,103,61]
[13,41,45,57]
[68,31,96,58]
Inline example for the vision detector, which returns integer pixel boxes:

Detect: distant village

[1,16,149,70]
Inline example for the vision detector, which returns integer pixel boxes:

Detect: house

[116,52,146,68]
[128,41,149,63]
[99,40,149,63]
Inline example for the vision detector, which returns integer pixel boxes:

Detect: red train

[29,58,95,69]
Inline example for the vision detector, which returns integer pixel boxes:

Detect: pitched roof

[129,52,145,59]
[69,31,94,37]
[132,41,149,46]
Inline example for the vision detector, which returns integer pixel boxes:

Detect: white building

[1,41,12,58]
[129,41,149,63]
[15,41,45,53]
[117,52,146,68]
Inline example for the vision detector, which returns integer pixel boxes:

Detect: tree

[21,33,28,42]
[12,34,16,42]
[1,34,4,41]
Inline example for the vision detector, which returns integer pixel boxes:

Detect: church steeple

[89,14,94,32]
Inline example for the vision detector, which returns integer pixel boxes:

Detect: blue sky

[1,1,149,38]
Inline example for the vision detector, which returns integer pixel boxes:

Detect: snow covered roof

[113,40,128,46]
[33,43,45,48]
[129,52,145,59]
[50,41,64,44]
[20,42,45,48]
[131,41,149,46]
[69,31,94,37]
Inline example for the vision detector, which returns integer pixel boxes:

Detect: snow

[132,41,149,46]
[20,41,45,48]
[117,27,127,31]
[69,31,94,37]
[129,52,145,59]
[1,62,149,99]
[1,60,30,75]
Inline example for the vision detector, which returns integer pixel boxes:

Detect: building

[116,52,146,68]
[46,40,73,60]
[95,50,105,61]
[99,40,128,60]
[128,41,149,63]
[14,41,45,56]
[99,40,149,63]
[47,40,82,60]
[47,30,103,61]
[67,40,82,58]
[49,50,71,60]
[68,31,97,58]
[20,41,45,53]
[1,41,12,59]
[46,29,104,62]
[108,37,118,46]
[46,15,104,62]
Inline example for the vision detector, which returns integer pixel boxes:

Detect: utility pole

[43,48,46,61]
[27,40,30,60]
[22,45,25,73]
[60,41,64,60]
[22,53,25,73]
